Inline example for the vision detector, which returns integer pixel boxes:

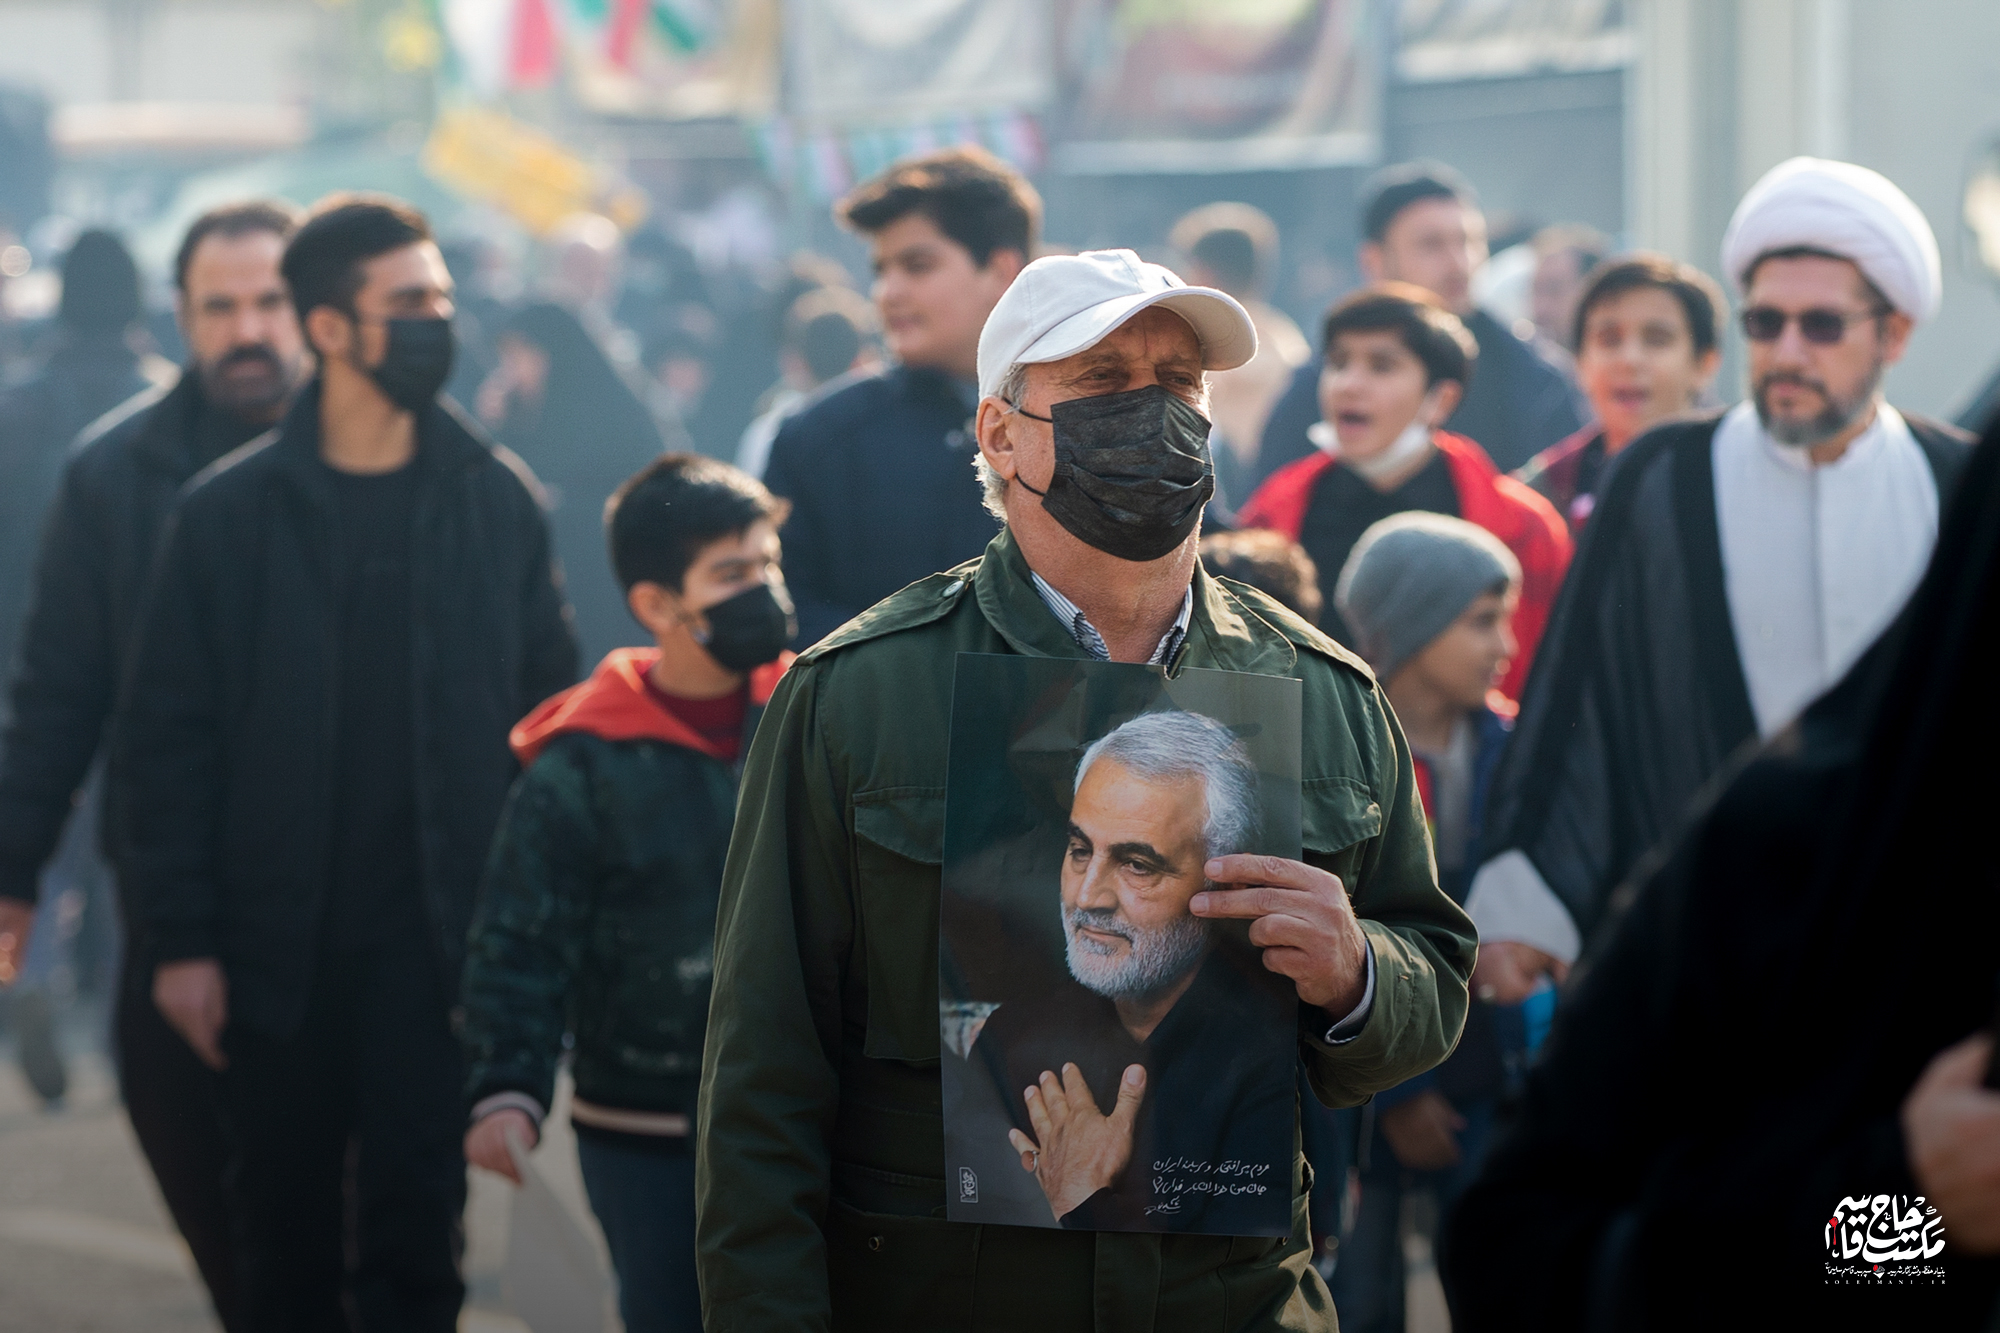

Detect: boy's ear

[627,580,683,639]
[1427,379,1464,425]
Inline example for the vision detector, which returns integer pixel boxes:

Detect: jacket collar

[971,527,1297,677]
[127,372,205,470]
[265,377,491,485]
[889,362,979,411]
[509,647,794,767]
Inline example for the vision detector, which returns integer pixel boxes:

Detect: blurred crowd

[0,130,1993,1333]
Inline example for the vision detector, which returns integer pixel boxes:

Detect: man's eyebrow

[1065,822,1092,848]
[1107,839,1174,870]
[1056,349,1127,379]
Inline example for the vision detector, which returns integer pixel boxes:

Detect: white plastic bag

[502,1129,614,1333]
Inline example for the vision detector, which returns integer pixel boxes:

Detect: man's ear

[304,305,350,364]
[974,395,1019,483]
[1358,241,1386,284]
[1878,310,1915,366]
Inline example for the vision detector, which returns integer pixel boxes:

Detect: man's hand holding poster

[939,654,1302,1236]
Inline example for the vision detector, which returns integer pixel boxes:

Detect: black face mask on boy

[1012,383,1215,563]
[693,582,796,672]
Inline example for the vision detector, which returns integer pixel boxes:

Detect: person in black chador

[1439,382,2000,1333]
[116,194,578,1332]
[485,300,665,663]
[977,710,1294,1234]
[0,200,306,1333]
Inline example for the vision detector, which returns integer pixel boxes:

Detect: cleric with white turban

[1462,155,1973,992]
[1722,156,1942,321]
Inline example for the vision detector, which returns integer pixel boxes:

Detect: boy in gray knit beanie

[1324,510,1529,1332]
[1334,510,1521,894]
[1334,511,1521,688]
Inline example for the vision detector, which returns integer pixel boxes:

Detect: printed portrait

[940,655,1301,1236]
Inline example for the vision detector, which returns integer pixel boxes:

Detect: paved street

[0,1000,1444,1332]
[0,999,613,1333]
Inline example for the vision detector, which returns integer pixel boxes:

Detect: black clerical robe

[1476,409,1971,950]
[1440,420,2000,1330]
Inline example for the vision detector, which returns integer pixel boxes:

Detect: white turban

[1720,157,1941,321]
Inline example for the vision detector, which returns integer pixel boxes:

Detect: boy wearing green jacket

[459,453,794,1332]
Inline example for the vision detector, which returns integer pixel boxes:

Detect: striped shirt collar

[1030,572,1193,666]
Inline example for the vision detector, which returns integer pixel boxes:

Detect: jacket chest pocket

[851,789,946,1065]
[1301,776,1383,868]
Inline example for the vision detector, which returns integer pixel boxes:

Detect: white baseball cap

[975,248,1258,401]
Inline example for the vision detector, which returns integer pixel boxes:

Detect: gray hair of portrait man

[1075,710,1260,860]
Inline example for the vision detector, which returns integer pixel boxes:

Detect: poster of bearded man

[938,654,1301,1235]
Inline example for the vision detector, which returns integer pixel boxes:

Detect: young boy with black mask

[459,453,795,1333]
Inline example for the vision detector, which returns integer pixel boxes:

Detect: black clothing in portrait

[975,941,1296,1234]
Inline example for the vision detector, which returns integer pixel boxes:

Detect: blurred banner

[563,0,778,117]
[1395,0,1629,82]
[423,106,648,234]
[1052,0,1380,174]
[439,0,777,115]
[786,0,1054,131]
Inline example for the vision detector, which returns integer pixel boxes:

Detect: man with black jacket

[761,147,1029,646]
[0,199,305,1333]
[116,194,578,1331]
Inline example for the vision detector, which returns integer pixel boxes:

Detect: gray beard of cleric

[1754,354,1884,448]
[1063,904,1212,1003]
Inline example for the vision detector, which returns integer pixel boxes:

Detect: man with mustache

[1462,158,1973,1005]
[697,248,1471,1331]
[0,200,306,1332]
[975,710,1293,1233]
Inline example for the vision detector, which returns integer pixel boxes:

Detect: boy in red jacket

[1238,284,1570,699]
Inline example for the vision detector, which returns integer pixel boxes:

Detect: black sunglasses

[1739,305,1885,345]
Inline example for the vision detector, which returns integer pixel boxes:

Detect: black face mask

[1014,383,1215,563]
[363,317,455,412]
[694,582,796,672]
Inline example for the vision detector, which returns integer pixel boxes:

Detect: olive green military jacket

[695,529,1474,1333]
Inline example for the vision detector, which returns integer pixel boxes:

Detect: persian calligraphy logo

[1824,1195,1946,1285]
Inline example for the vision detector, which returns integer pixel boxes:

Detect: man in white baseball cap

[696,243,1473,1329]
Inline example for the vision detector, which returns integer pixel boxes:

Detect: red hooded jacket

[1237,430,1572,700]
[510,647,793,768]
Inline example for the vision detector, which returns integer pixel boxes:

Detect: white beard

[1063,905,1210,1002]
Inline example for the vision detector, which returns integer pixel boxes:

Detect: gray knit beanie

[1334,512,1521,680]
